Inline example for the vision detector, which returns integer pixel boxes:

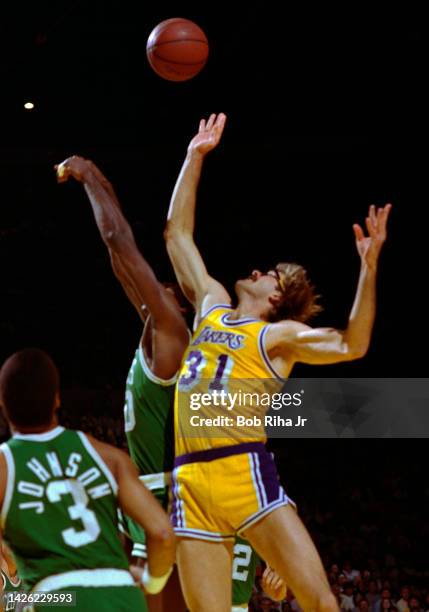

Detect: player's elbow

[164,223,180,246]
[164,225,190,261]
[147,522,176,550]
[164,220,191,243]
[104,228,119,248]
[104,225,133,252]
[345,342,369,361]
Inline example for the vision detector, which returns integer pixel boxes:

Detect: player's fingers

[214,113,227,136]
[369,204,377,228]
[273,576,283,590]
[381,203,392,227]
[56,163,69,182]
[199,119,206,132]
[206,113,217,130]
[365,216,375,237]
[353,223,364,241]
[216,113,227,127]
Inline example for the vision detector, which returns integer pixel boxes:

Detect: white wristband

[141,564,173,594]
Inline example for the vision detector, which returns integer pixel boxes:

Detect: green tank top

[232,536,259,606]
[1,569,21,610]
[1,427,129,589]
[124,346,176,476]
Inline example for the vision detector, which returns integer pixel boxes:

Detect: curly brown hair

[268,262,322,323]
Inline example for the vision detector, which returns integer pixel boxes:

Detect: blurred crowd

[250,562,429,611]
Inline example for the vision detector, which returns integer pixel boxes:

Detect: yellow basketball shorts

[171,442,294,541]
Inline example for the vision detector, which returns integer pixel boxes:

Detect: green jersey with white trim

[232,536,259,606]
[0,427,129,589]
[1,569,21,610]
[124,346,176,476]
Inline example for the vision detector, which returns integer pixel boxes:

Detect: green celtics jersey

[232,536,259,606]
[124,346,176,476]
[0,427,129,589]
[1,569,21,610]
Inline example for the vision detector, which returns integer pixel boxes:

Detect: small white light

[24,102,35,110]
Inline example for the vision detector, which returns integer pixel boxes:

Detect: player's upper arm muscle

[166,232,230,312]
[274,322,349,365]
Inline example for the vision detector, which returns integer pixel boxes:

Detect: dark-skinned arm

[56,156,188,377]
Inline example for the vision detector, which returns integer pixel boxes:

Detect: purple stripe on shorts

[174,442,265,467]
[171,469,182,529]
[255,446,282,504]
[250,453,265,508]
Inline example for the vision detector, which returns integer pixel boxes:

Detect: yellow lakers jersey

[174,304,283,455]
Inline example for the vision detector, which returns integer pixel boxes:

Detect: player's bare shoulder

[265,319,310,350]
[264,320,310,377]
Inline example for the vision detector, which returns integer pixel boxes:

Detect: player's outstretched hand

[353,203,392,270]
[261,565,287,602]
[188,113,227,157]
[55,155,91,183]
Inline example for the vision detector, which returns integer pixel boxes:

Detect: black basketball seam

[149,49,207,66]
[147,39,208,51]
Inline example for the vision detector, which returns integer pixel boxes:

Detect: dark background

[1,1,427,385]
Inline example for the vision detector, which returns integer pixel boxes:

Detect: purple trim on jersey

[258,325,284,380]
[174,442,265,467]
[200,303,233,320]
[220,313,260,326]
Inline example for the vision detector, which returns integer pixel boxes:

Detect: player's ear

[268,293,281,308]
[54,391,61,411]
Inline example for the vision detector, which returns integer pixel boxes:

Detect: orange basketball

[146,18,209,82]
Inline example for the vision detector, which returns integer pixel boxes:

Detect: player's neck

[11,417,59,436]
[232,296,268,321]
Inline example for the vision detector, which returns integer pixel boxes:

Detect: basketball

[146,18,209,82]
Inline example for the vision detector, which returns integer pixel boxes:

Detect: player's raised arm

[164,113,230,315]
[55,156,188,376]
[271,204,392,365]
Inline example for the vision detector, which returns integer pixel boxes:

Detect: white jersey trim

[138,345,178,386]
[200,301,233,321]
[7,573,21,587]
[220,313,260,326]
[131,543,147,559]
[12,426,65,442]
[77,432,118,496]
[0,444,15,529]
[33,568,135,591]
[140,471,171,491]
[232,606,249,611]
